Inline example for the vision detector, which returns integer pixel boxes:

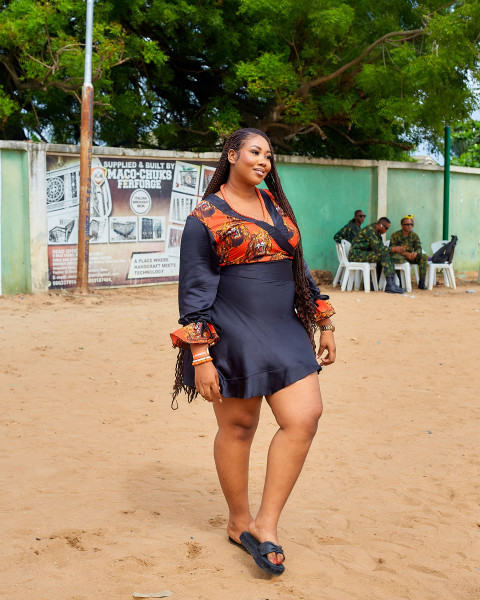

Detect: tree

[451,120,480,168]
[233,0,480,157]
[0,0,167,143]
[1,0,479,159]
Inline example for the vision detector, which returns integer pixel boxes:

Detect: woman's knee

[268,376,323,438]
[214,397,261,441]
[229,419,258,442]
[303,407,323,437]
[218,412,260,442]
[282,404,323,439]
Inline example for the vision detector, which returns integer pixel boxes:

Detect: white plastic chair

[411,263,420,285]
[332,243,347,288]
[427,240,456,290]
[380,240,412,292]
[394,262,412,292]
[339,240,378,292]
[410,251,428,285]
[409,247,428,286]
[378,264,411,292]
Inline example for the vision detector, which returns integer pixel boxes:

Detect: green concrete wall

[276,163,377,273]
[449,172,480,270]
[386,169,444,254]
[0,150,31,294]
[386,169,480,271]
[0,142,478,294]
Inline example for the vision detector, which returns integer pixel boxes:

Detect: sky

[413,108,480,166]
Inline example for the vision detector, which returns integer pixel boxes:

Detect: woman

[170,128,336,576]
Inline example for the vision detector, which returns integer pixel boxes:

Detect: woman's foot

[248,521,284,565]
[227,515,254,545]
[239,532,285,576]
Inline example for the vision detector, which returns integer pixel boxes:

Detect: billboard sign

[46,155,217,289]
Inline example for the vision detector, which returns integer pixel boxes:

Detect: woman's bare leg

[251,372,323,564]
[213,396,262,543]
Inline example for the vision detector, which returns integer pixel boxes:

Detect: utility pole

[443,125,451,241]
[76,0,94,293]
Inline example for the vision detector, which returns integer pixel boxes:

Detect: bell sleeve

[170,215,221,349]
[304,260,336,323]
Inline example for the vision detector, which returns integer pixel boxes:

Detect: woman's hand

[317,331,336,366]
[194,362,223,403]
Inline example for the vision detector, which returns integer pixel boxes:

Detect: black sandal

[239,531,285,576]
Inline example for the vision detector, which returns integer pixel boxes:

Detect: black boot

[418,277,426,290]
[384,275,405,294]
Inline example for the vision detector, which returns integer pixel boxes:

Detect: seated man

[389,216,428,290]
[333,210,366,243]
[349,217,405,294]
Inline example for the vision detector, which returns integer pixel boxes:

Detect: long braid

[172,128,318,405]
[263,157,317,352]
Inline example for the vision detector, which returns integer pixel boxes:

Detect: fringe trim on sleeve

[171,348,199,409]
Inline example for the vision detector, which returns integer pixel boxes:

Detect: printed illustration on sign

[91,183,112,218]
[48,209,78,244]
[169,192,196,224]
[140,216,165,241]
[46,158,112,246]
[90,218,108,243]
[91,165,112,219]
[166,225,183,257]
[200,165,215,195]
[173,162,201,195]
[110,217,138,242]
[47,164,79,212]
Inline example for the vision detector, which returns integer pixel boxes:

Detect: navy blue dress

[171,190,334,399]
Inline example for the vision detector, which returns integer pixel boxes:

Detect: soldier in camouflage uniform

[389,217,428,289]
[333,210,366,243]
[349,217,405,293]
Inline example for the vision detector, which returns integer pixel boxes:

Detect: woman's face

[228,134,272,185]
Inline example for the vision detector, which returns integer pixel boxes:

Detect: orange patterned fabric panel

[315,299,335,322]
[192,198,299,266]
[170,322,219,350]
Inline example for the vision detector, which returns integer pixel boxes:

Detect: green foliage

[0,0,479,158]
[0,85,16,119]
[451,120,480,168]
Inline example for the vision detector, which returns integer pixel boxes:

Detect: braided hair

[172,128,317,405]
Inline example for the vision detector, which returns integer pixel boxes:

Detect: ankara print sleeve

[170,216,221,349]
[303,260,335,322]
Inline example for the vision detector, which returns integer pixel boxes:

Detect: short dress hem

[217,362,321,400]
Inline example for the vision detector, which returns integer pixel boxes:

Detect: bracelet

[192,356,213,367]
[192,347,210,359]
[320,322,335,332]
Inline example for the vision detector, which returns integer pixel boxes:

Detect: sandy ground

[1,275,480,600]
